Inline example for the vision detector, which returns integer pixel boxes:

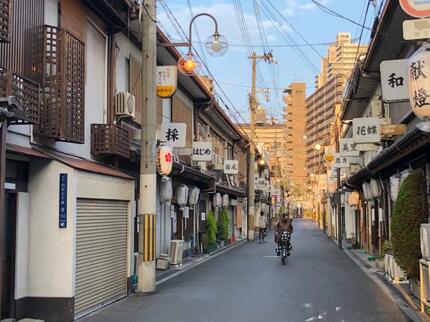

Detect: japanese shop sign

[339,138,359,157]
[59,173,68,228]
[192,142,213,162]
[333,153,350,169]
[256,178,266,190]
[156,66,177,98]
[352,117,381,143]
[400,0,430,18]
[380,59,409,102]
[224,160,239,175]
[161,123,186,147]
[408,44,430,118]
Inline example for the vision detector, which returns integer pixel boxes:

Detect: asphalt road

[83,219,406,322]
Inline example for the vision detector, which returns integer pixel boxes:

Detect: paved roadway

[83,219,406,322]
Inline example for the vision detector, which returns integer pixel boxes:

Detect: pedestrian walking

[258,212,268,243]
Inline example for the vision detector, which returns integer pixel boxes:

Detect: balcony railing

[0,0,10,43]
[91,124,130,158]
[0,70,40,124]
[34,25,85,143]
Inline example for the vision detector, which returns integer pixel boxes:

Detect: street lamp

[160,13,229,76]
[314,143,322,151]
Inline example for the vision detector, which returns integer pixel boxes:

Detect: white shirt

[258,216,267,228]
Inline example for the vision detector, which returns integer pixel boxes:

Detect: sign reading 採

[156,66,177,98]
[408,43,430,119]
[224,160,239,175]
[380,59,409,102]
[353,117,381,143]
[59,173,68,228]
[161,123,186,147]
[192,142,213,162]
[339,138,359,157]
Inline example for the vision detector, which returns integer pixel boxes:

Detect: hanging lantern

[157,144,173,176]
[188,187,200,206]
[390,174,401,202]
[160,177,173,202]
[214,192,222,207]
[408,43,430,120]
[222,194,229,207]
[176,184,189,208]
[362,182,372,201]
[370,178,382,198]
[348,191,360,207]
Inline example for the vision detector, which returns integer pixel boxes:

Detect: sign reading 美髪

[224,160,239,175]
[192,142,213,162]
[339,138,359,157]
[333,153,350,169]
[408,43,430,118]
[161,123,186,147]
[352,117,381,144]
[156,66,177,98]
[380,59,409,102]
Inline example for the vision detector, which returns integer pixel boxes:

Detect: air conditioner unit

[421,224,430,260]
[115,92,136,119]
[169,240,184,265]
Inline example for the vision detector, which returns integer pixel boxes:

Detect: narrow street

[83,219,406,322]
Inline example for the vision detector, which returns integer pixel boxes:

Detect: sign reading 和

[380,59,409,102]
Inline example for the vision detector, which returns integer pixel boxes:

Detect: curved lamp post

[159,13,228,75]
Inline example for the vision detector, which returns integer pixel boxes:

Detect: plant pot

[375,258,385,272]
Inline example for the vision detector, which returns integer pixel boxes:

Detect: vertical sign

[408,44,430,118]
[59,173,68,228]
[156,66,177,98]
[380,59,409,102]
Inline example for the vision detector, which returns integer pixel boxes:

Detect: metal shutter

[75,199,128,317]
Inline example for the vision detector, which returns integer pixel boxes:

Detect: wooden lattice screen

[0,70,40,124]
[0,0,10,43]
[35,25,85,143]
[91,124,130,158]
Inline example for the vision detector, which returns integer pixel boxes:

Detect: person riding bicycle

[258,212,268,243]
[275,213,293,254]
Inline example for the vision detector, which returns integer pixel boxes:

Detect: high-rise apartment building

[283,82,306,194]
[307,33,368,177]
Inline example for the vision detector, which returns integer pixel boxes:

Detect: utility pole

[248,51,273,241]
[138,0,157,293]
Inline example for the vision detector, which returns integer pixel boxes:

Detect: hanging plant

[391,171,428,279]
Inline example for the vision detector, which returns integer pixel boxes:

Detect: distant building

[283,82,307,194]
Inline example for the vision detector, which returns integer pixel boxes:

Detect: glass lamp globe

[205,32,228,57]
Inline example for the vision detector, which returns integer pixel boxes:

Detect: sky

[158,0,381,123]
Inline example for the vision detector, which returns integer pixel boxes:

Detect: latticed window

[0,0,10,43]
[35,25,85,143]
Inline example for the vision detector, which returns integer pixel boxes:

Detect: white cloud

[282,0,332,16]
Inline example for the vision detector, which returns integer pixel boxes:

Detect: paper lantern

[370,178,382,198]
[176,184,189,207]
[160,177,173,202]
[157,144,173,176]
[408,43,430,119]
[348,191,360,207]
[390,174,401,202]
[222,194,229,207]
[362,182,372,201]
[214,193,222,207]
[188,187,200,206]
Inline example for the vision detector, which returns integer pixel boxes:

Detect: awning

[171,161,214,188]
[7,143,51,159]
[38,149,133,180]
[347,128,430,187]
[216,183,245,197]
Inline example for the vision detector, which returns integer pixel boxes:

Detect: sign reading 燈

[339,138,359,157]
[224,160,239,175]
[156,66,177,98]
[161,123,186,147]
[192,142,213,162]
[408,44,430,118]
[352,117,381,143]
[380,59,409,102]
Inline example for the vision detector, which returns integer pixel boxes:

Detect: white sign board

[333,153,350,168]
[156,65,177,98]
[192,142,213,162]
[161,123,186,147]
[256,178,266,190]
[224,160,239,175]
[352,117,381,143]
[339,138,359,157]
[403,18,430,40]
[380,59,409,102]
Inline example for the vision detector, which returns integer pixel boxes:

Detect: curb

[343,246,426,322]
[156,238,247,286]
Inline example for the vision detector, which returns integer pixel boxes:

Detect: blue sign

[59,173,68,228]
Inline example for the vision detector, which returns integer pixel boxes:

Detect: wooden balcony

[91,124,130,158]
[34,25,85,143]
[0,0,10,43]
[0,70,40,124]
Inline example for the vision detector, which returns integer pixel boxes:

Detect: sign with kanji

[156,66,177,98]
[256,178,266,190]
[59,173,68,228]
[224,160,239,175]
[161,123,186,147]
[192,142,213,162]
[352,117,381,143]
[400,0,430,18]
[408,44,430,118]
[380,59,409,102]
[333,153,350,168]
[339,138,359,157]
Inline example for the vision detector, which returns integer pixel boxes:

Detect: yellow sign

[156,66,177,98]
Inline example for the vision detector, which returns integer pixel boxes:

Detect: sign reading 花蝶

[156,66,177,98]
[353,117,381,143]
[192,142,213,162]
[333,153,350,168]
[161,123,186,147]
[339,138,359,157]
[408,43,430,119]
[380,59,409,102]
[224,160,239,175]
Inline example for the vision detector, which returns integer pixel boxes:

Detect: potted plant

[391,171,428,290]
[217,208,229,247]
[203,211,217,253]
